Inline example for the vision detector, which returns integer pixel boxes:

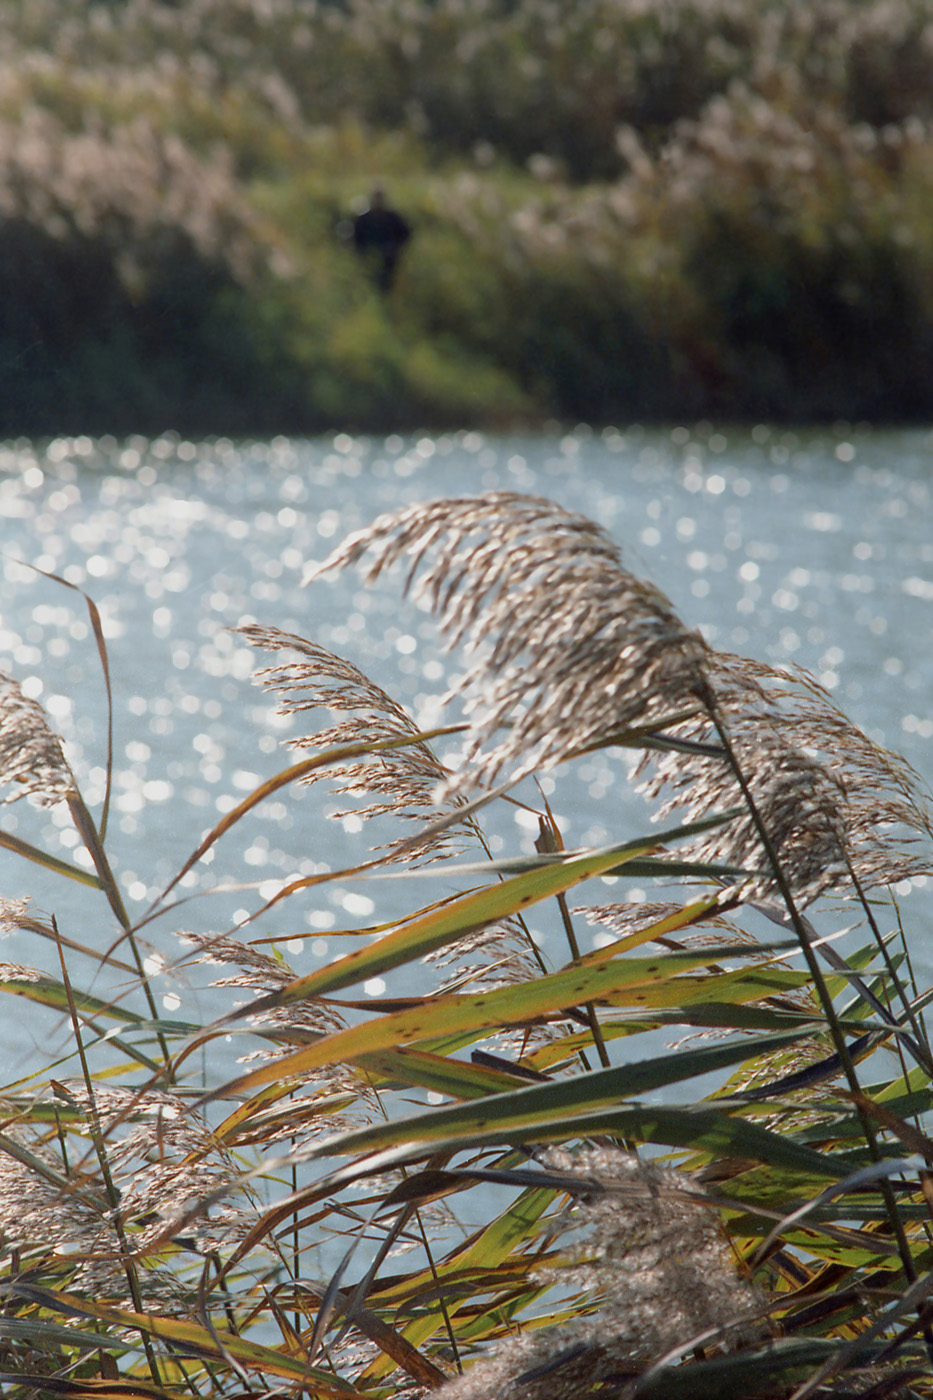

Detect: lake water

[1,423,932,1069]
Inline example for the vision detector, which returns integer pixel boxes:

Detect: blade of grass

[287,1100,849,1197]
[291,1027,832,1159]
[0,828,104,888]
[209,815,750,1020]
[6,1282,368,1394]
[199,948,805,1105]
[0,967,146,1025]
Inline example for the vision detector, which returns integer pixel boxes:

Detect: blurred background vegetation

[3,0,933,436]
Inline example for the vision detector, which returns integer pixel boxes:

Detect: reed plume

[0,671,73,806]
[239,622,476,862]
[0,898,55,939]
[0,1085,249,1300]
[575,898,751,952]
[639,650,933,903]
[307,493,905,908]
[306,492,710,792]
[177,930,374,1144]
[434,1146,762,1400]
[239,621,542,990]
[3,490,930,1397]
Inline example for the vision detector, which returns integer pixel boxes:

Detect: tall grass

[3,0,933,430]
[2,491,933,1397]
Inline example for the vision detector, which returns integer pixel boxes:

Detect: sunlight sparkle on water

[0,425,932,1026]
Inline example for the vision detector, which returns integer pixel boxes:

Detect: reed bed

[2,491,933,1398]
[3,0,933,430]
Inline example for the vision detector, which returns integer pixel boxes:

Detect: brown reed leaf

[305,493,709,792]
[0,672,73,807]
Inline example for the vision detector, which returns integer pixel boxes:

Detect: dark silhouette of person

[351,188,412,292]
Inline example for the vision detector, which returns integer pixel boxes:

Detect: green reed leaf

[203,949,805,1104]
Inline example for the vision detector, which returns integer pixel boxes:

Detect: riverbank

[3,0,933,435]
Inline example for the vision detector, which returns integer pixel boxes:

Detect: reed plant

[2,492,933,1397]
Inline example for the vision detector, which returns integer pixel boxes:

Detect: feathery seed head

[0,1086,251,1299]
[239,622,473,861]
[239,623,545,991]
[0,672,73,806]
[306,493,709,791]
[641,652,933,903]
[435,1146,762,1400]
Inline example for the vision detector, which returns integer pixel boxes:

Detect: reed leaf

[0,963,145,1025]
[297,1028,830,1155]
[210,813,744,1017]
[6,1283,367,1394]
[0,828,104,887]
[203,950,808,1105]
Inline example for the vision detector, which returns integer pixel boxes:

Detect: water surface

[1,424,931,1063]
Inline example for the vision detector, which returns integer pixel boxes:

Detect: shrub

[4,0,933,427]
[0,111,302,436]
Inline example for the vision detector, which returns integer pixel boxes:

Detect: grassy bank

[2,0,933,434]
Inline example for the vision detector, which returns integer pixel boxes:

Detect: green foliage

[3,0,933,430]
[2,493,933,1397]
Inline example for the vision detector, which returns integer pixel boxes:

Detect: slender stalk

[891,892,933,1061]
[54,926,165,1389]
[66,791,174,1077]
[369,1076,462,1373]
[535,816,612,1070]
[844,854,933,1075]
[292,1159,301,1340]
[702,693,933,1363]
[412,1197,462,1375]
